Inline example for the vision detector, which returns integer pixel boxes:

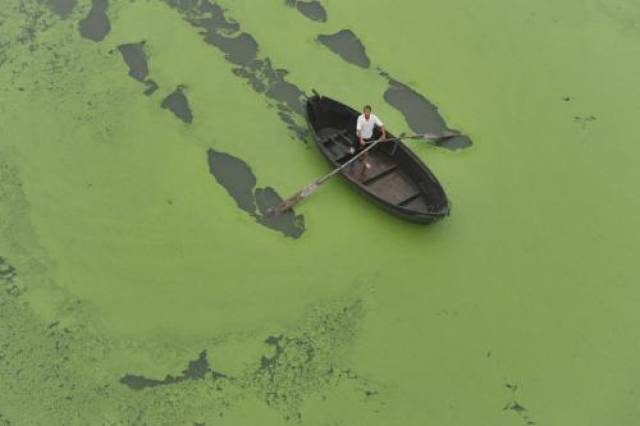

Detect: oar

[268,130,461,215]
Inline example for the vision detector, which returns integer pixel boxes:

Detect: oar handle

[316,131,449,185]
[317,137,387,184]
[317,130,461,183]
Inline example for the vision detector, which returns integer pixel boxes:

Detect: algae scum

[1,0,640,424]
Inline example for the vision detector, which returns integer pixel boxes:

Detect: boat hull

[306,94,450,224]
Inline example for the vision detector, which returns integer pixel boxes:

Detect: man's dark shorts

[353,128,382,153]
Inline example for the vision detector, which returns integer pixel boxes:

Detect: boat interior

[313,127,447,215]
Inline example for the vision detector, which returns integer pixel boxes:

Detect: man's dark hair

[363,105,372,112]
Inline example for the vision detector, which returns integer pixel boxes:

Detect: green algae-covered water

[1,0,639,424]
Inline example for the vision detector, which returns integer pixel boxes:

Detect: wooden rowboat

[306,93,450,223]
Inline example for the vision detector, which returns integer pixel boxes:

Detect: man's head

[363,105,372,119]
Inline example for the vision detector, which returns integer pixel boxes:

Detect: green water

[1,0,639,424]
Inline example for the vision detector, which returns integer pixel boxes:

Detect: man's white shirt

[356,114,383,139]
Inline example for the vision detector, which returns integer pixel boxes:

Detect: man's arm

[356,118,364,146]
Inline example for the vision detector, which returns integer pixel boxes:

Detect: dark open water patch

[44,0,77,18]
[503,383,537,425]
[164,0,309,141]
[117,42,148,82]
[144,79,159,96]
[254,187,305,237]
[317,30,370,68]
[204,31,259,66]
[380,71,472,150]
[120,350,227,390]
[296,1,327,22]
[232,61,307,123]
[116,41,159,95]
[161,85,193,124]
[208,148,305,239]
[207,148,257,215]
[78,0,110,42]
[285,0,328,22]
[0,257,17,284]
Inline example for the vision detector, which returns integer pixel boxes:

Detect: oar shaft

[269,130,462,215]
[316,137,386,185]
[316,131,458,186]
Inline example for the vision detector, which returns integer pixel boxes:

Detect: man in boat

[355,105,386,169]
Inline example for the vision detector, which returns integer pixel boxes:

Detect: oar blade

[420,129,462,141]
[267,182,319,215]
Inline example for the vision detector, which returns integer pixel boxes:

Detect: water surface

[0,0,639,424]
